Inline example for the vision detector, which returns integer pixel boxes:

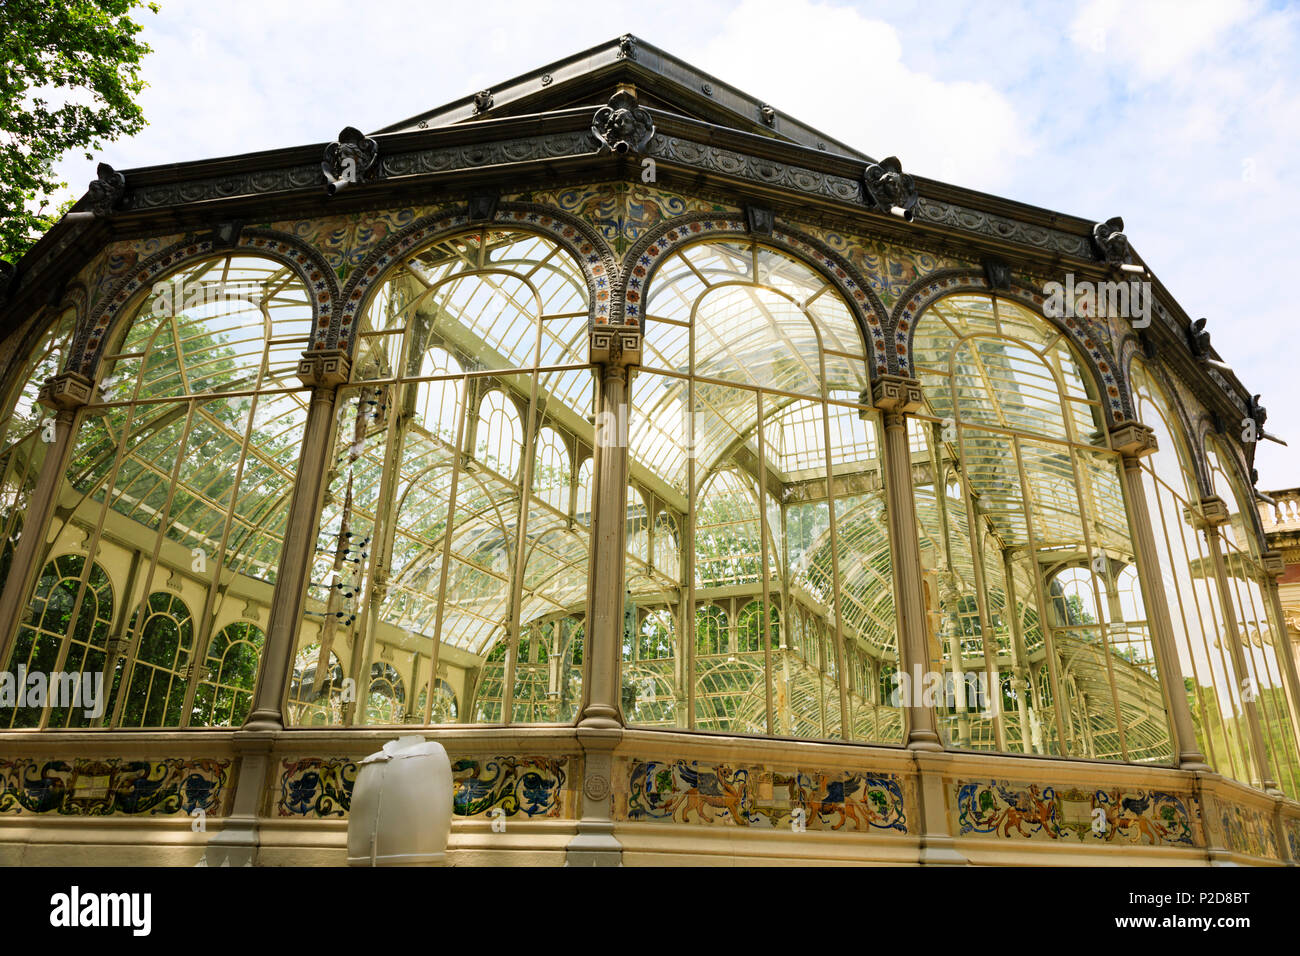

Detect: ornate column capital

[296,348,351,388]
[1261,550,1287,577]
[36,371,95,410]
[589,325,641,366]
[1108,419,1158,458]
[868,374,923,414]
[1198,495,1231,527]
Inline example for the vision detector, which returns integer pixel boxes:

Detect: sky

[48,0,1300,487]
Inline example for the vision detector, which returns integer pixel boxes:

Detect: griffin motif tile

[618,758,907,832]
[1214,802,1279,860]
[954,780,1197,846]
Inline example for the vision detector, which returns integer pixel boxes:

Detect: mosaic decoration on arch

[893,274,1127,421]
[625,216,889,370]
[275,754,574,819]
[514,182,738,251]
[0,757,230,816]
[794,224,977,311]
[1214,801,1279,860]
[954,779,1198,846]
[84,233,184,315]
[619,758,908,832]
[271,206,441,276]
[331,204,615,353]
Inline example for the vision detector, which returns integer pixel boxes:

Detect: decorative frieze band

[113,128,1094,267]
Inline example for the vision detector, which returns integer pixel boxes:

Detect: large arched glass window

[1,554,112,728]
[2,253,313,728]
[0,307,76,583]
[629,239,898,742]
[911,294,1172,762]
[296,229,591,726]
[110,591,193,727]
[1206,434,1300,797]
[1131,363,1258,785]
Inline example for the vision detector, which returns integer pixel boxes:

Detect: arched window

[366,662,406,724]
[0,307,76,582]
[1206,434,1300,797]
[626,486,649,566]
[192,621,264,727]
[415,678,459,723]
[533,426,570,511]
[2,253,312,729]
[298,230,591,727]
[911,293,1171,761]
[476,389,523,478]
[695,605,728,656]
[652,512,679,578]
[288,642,345,725]
[1131,362,1263,788]
[631,238,894,742]
[574,457,595,524]
[113,592,194,728]
[1,554,113,729]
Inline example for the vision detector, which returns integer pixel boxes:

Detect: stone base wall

[0,728,1294,866]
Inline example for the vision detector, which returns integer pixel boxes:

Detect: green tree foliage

[1,0,157,261]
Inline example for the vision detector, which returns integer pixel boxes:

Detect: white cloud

[1069,0,1253,82]
[695,0,1034,189]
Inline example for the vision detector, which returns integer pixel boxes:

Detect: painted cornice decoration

[646,134,862,202]
[914,198,1089,257]
[592,88,655,155]
[110,127,1101,268]
[862,156,918,222]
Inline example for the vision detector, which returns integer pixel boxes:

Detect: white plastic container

[346,735,453,866]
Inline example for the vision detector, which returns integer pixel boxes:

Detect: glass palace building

[1,36,1298,866]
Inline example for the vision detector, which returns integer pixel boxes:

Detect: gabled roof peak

[373,33,872,162]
